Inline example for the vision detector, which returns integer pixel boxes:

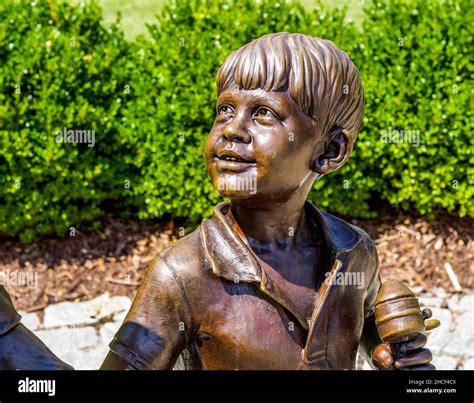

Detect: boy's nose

[222,115,251,144]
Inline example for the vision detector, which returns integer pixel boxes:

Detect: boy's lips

[213,150,257,172]
[215,149,256,163]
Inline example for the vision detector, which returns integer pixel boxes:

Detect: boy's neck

[229,191,314,250]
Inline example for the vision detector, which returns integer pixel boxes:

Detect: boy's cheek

[203,134,214,153]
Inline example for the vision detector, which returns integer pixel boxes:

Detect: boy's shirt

[109,201,381,370]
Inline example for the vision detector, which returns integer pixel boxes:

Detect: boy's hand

[371,334,435,370]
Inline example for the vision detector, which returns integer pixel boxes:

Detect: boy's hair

[216,33,364,140]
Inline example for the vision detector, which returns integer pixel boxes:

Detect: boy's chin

[211,173,259,200]
[215,189,259,200]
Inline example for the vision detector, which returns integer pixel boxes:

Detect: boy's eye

[217,105,233,115]
[254,107,276,119]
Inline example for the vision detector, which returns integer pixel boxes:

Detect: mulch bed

[1,211,472,312]
[353,211,473,292]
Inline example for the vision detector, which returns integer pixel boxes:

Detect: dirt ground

[1,211,472,312]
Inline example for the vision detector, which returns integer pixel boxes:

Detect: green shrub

[341,0,473,218]
[0,0,472,243]
[0,0,136,242]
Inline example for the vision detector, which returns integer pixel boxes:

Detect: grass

[99,0,167,39]
[98,0,367,40]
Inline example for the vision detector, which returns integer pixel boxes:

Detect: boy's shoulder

[155,226,205,278]
[317,211,379,290]
[320,210,376,254]
[137,227,207,303]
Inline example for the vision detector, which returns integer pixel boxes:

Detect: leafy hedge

[0,0,472,242]
[0,0,138,242]
[343,0,474,218]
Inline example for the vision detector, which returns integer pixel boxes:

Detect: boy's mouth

[216,150,256,163]
[213,150,256,172]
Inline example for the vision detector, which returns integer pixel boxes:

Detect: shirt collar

[201,200,361,285]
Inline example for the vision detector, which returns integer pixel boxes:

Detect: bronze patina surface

[101,33,436,370]
[372,280,439,370]
[0,285,73,370]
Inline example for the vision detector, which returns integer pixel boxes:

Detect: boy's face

[205,86,324,203]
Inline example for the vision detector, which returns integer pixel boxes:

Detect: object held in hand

[375,279,440,344]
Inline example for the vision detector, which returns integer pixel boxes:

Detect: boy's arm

[359,247,383,365]
[359,243,435,370]
[101,256,195,370]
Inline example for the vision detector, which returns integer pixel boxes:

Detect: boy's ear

[311,127,354,175]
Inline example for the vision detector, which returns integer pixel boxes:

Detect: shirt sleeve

[108,256,195,370]
[359,242,383,364]
[364,242,382,319]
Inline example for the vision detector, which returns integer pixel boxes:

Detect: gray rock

[99,322,121,346]
[425,308,453,354]
[441,334,474,358]
[430,307,453,330]
[19,311,41,331]
[43,293,131,328]
[463,357,474,370]
[418,296,443,308]
[445,294,460,311]
[432,355,459,370]
[65,343,109,370]
[431,287,450,299]
[43,300,101,328]
[98,295,131,320]
[450,293,474,312]
[35,327,98,364]
[411,286,425,295]
[113,309,128,324]
[454,311,474,337]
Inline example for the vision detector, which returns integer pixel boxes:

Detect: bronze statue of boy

[101,33,434,370]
